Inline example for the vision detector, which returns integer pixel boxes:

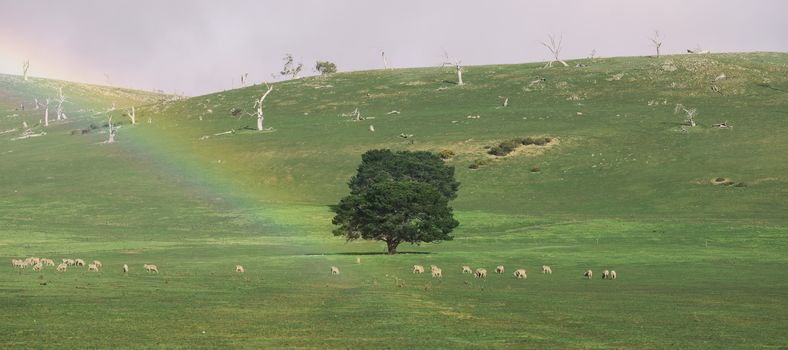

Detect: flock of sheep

[12,257,618,281]
[10,256,158,275]
[331,263,618,280]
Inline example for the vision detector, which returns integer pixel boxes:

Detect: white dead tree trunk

[382,51,389,70]
[34,98,40,110]
[44,98,50,126]
[23,60,30,81]
[127,106,136,125]
[254,83,274,131]
[442,52,464,86]
[650,30,663,58]
[240,73,248,87]
[541,34,568,67]
[107,116,115,143]
[675,104,698,127]
[55,87,65,121]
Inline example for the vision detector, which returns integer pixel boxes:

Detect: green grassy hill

[1,53,786,349]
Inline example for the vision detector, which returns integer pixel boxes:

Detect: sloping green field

[1,53,786,349]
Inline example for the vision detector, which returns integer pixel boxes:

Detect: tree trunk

[385,239,399,254]
[257,108,264,131]
[44,107,49,126]
[456,66,464,86]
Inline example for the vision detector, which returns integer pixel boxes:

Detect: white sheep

[495,265,505,274]
[144,264,159,273]
[513,269,527,279]
[65,259,75,266]
[42,258,55,266]
[56,263,67,272]
[32,263,43,272]
[462,265,472,274]
[75,259,85,266]
[429,265,438,273]
[611,270,617,280]
[542,265,552,274]
[235,265,245,273]
[330,266,340,275]
[602,270,610,279]
[475,268,487,278]
[93,260,102,268]
[584,270,593,279]
[413,265,425,274]
[122,264,129,273]
[431,267,442,278]
[355,257,361,264]
[89,263,99,272]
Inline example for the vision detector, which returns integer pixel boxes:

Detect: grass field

[1,53,787,349]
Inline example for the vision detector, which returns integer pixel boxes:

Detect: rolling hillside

[0,53,786,349]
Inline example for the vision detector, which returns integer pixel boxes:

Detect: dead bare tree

[240,73,248,87]
[541,34,568,67]
[23,60,30,81]
[126,106,136,125]
[675,104,698,127]
[253,82,274,131]
[442,51,464,86]
[650,30,663,58]
[382,51,389,70]
[107,116,115,143]
[44,98,50,126]
[280,54,303,79]
[55,87,66,120]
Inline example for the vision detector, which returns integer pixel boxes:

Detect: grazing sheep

[475,268,487,278]
[42,258,55,266]
[611,270,617,280]
[584,270,593,279]
[542,265,552,274]
[88,263,99,272]
[122,264,129,273]
[462,265,472,274]
[65,259,75,266]
[429,265,438,273]
[75,259,85,267]
[355,257,361,264]
[93,260,102,268]
[513,269,527,279]
[431,267,442,278]
[330,266,340,275]
[143,264,159,273]
[11,259,25,268]
[602,270,610,279]
[56,263,67,272]
[32,263,42,272]
[235,265,245,273]
[413,265,425,274]
[30,257,40,265]
[495,265,505,274]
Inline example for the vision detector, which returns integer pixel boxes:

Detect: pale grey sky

[1,0,786,96]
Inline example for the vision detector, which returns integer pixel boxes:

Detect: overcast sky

[1,0,786,96]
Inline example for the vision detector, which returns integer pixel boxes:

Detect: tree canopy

[315,61,337,75]
[331,149,460,254]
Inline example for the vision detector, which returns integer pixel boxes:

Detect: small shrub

[230,108,242,117]
[469,159,491,169]
[531,167,541,172]
[438,149,455,160]
[734,182,747,187]
[715,177,726,182]
[89,123,98,130]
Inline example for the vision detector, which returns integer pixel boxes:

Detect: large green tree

[332,150,460,254]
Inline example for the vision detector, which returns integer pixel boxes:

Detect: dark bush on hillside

[438,149,455,160]
[531,167,541,172]
[89,123,99,130]
[230,108,242,117]
[468,158,491,169]
[734,182,747,187]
